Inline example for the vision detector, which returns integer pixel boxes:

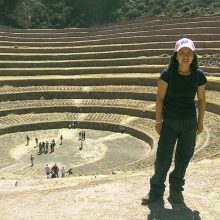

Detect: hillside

[0,0,220,28]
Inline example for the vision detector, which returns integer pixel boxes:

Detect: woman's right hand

[155,122,162,135]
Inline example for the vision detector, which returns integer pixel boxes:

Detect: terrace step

[0,56,219,69]
[0,41,219,54]
[0,86,219,115]
[112,16,220,29]
[0,99,156,118]
[0,57,170,68]
[0,48,218,61]
[1,26,220,43]
[0,26,220,46]
[0,85,156,102]
[1,34,219,47]
[0,99,155,110]
[0,84,217,99]
[0,28,219,46]
[0,99,219,117]
[0,65,218,76]
[1,19,219,37]
[0,74,219,91]
[0,65,164,76]
[0,73,159,87]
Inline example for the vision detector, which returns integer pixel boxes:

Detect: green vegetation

[0,0,219,28]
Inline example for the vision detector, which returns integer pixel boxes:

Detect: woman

[142,38,207,204]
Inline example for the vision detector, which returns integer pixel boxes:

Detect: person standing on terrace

[60,135,63,145]
[30,154,34,166]
[26,135,30,146]
[35,138,38,147]
[45,164,50,178]
[142,38,207,204]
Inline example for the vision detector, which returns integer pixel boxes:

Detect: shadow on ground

[144,199,201,220]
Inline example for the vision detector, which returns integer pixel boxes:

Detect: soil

[0,158,219,220]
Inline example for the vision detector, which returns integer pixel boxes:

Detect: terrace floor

[0,128,150,179]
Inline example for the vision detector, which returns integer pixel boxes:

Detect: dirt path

[0,158,219,220]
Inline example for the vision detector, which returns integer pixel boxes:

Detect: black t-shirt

[160,67,207,120]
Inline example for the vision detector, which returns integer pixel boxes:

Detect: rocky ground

[0,158,219,220]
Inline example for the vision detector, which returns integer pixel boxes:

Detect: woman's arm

[155,79,168,135]
[197,84,206,134]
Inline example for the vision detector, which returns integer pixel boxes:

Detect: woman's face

[176,47,194,67]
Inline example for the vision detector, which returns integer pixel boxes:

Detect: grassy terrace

[0,15,219,177]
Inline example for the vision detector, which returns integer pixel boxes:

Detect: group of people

[37,139,56,155]
[45,164,73,178]
[28,130,87,168]
[30,135,63,154]
[68,121,77,129]
[78,130,86,141]
[26,133,76,179]
[28,135,63,166]
[78,130,86,150]
[27,135,63,147]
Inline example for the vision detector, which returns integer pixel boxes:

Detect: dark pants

[150,117,197,196]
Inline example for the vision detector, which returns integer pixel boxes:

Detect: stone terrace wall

[0,16,219,171]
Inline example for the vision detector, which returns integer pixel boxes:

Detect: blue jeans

[150,117,197,195]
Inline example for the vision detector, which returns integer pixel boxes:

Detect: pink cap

[175,38,195,52]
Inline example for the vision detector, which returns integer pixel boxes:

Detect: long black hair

[168,52,199,72]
